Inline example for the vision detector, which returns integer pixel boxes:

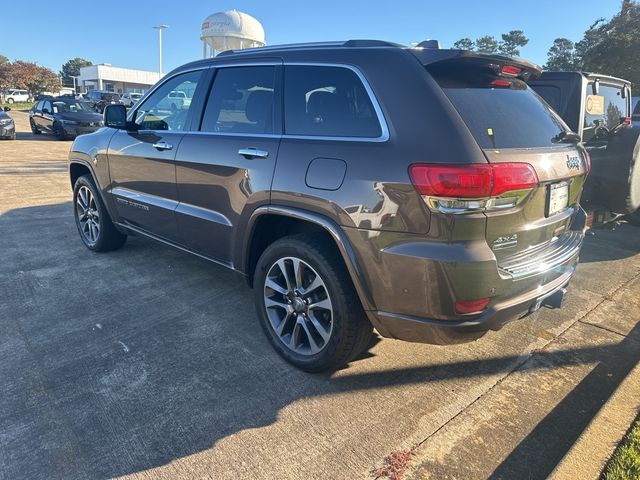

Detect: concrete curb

[549,360,640,480]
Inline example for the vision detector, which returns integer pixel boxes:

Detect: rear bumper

[369,262,576,344]
[346,207,587,344]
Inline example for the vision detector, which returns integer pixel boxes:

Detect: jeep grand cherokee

[68,40,588,371]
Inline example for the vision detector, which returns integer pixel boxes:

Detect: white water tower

[200,10,265,57]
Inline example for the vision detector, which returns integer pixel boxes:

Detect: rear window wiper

[551,131,581,144]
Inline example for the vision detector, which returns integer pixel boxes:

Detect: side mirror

[3,107,10,112]
[42,108,50,115]
[104,104,128,129]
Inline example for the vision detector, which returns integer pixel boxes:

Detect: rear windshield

[432,72,568,149]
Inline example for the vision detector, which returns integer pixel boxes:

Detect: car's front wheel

[30,119,41,134]
[7,98,14,104]
[73,175,127,252]
[254,234,372,372]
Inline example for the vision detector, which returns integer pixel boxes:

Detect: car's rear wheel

[73,175,127,252]
[254,234,372,372]
[30,119,41,134]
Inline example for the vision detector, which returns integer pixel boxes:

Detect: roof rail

[216,39,405,57]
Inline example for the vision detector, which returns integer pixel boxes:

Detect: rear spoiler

[410,49,543,82]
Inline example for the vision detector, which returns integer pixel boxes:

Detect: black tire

[253,234,372,372]
[30,119,41,134]
[73,175,127,252]
[7,98,14,104]
[53,122,67,140]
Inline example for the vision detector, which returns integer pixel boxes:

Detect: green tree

[453,38,474,50]
[59,57,92,86]
[498,30,529,57]
[0,55,8,65]
[475,35,499,53]
[577,0,640,88]
[545,38,579,71]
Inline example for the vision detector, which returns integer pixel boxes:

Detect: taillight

[455,298,490,314]
[491,163,539,196]
[491,79,512,88]
[623,117,632,126]
[583,150,591,176]
[409,164,492,198]
[409,163,538,213]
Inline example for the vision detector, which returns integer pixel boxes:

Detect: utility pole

[153,25,169,76]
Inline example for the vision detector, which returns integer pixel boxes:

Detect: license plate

[547,182,569,216]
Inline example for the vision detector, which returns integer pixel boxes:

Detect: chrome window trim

[197,61,390,143]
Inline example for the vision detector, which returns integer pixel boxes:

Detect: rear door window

[201,66,277,135]
[433,72,567,149]
[583,83,628,141]
[283,65,382,138]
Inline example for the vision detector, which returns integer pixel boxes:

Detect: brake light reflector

[501,65,521,76]
[455,298,490,314]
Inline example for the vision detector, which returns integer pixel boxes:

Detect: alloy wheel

[263,257,333,356]
[76,186,100,245]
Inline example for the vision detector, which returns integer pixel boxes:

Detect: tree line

[452,0,639,88]
[0,56,92,99]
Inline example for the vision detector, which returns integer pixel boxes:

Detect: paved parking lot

[1,110,639,480]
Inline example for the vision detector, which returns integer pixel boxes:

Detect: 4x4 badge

[566,155,580,170]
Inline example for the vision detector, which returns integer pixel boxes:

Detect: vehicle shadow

[0,202,637,480]
[579,222,640,263]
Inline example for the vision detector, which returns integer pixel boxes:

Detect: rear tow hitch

[542,288,567,309]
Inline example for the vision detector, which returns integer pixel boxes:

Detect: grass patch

[602,416,640,480]
[1,101,35,110]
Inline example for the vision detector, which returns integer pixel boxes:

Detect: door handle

[152,141,173,151]
[238,148,269,159]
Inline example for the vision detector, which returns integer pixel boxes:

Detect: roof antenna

[416,40,440,49]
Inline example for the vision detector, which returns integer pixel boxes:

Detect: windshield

[432,72,568,149]
[52,100,95,113]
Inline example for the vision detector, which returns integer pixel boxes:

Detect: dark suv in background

[85,90,122,113]
[68,40,588,371]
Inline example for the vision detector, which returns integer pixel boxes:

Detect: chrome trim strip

[498,231,583,280]
[111,187,178,211]
[175,202,232,227]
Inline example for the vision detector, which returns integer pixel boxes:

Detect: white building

[78,64,161,94]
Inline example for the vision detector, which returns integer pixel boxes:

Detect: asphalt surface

[1,111,639,480]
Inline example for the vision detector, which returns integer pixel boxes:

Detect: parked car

[5,89,30,103]
[529,72,640,225]
[68,40,588,371]
[121,92,143,107]
[30,97,104,140]
[85,90,122,113]
[0,106,15,140]
[633,96,640,126]
[156,90,192,111]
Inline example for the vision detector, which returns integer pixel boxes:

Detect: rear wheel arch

[242,208,375,311]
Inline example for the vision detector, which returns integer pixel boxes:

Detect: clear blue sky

[2,0,621,74]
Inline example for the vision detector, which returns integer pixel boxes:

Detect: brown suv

[68,40,588,371]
